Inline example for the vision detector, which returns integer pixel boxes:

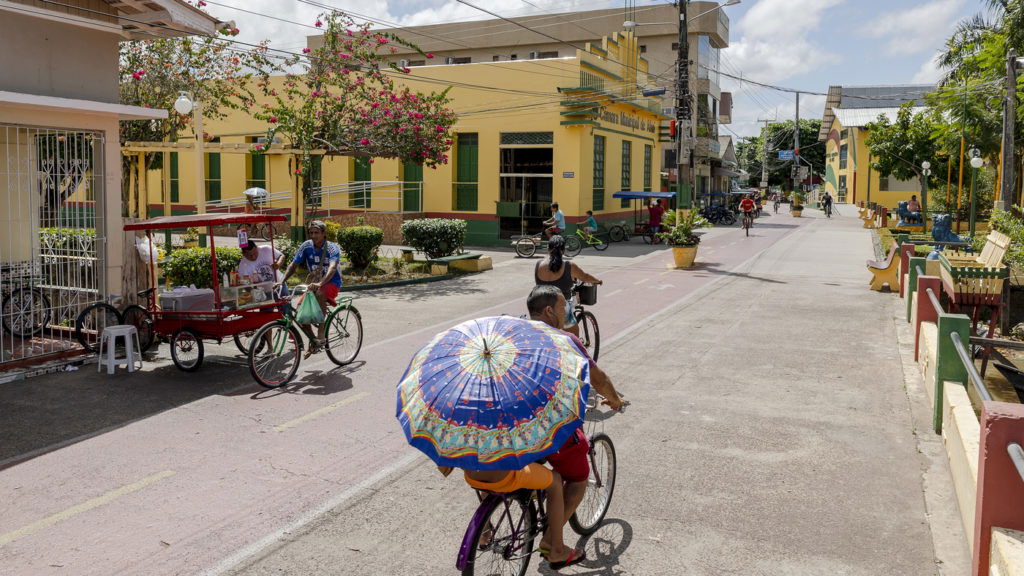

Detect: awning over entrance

[611,191,676,200]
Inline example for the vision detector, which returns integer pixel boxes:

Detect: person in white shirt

[237,240,286,294]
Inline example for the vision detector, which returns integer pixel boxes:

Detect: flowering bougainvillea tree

[256,11,457,201]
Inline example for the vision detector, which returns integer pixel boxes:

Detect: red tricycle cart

[123,213,290,372]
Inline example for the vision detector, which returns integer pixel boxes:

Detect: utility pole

[999,49,1019,210]
[793,92,801,195]
[756,118,772,191]
[676,0,692,208]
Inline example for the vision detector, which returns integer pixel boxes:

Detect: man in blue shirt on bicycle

[275,220,342,358]
[543,202,566,238]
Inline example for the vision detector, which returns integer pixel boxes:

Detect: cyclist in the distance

[582,210,599,235]
[739,194,757,226]
[543,202,566,239]
[275,220,342,358]
[822,191,833,218]
[534,235,602,338]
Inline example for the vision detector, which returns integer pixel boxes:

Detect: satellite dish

[242,187,268,198]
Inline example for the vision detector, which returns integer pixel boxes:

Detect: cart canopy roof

[611,191,676,200]
[124,213,288,231]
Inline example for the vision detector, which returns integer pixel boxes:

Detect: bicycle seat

[136,287,156,299]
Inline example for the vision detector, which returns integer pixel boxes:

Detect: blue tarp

[611,191,677,200]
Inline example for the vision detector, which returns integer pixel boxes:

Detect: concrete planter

[791,208,803,218]
[672,245,698,268]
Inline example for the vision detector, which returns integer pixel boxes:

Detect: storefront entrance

[497,147,553,239]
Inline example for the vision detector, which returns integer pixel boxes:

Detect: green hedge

[164,246,241,288]
[402,218,467,258]
[337,225,384,269]
[40,227,95,253]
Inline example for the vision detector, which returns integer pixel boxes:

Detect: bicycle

[514,233,582,259]
[741,210,754,237]
[773,198,780,214]
[456,394,621,576]
[75,289,156,353]
[564,229,608,257]
[1,275,52,338]
[247,285,363,388]
[572,282,600,362]
[824,203,833,218]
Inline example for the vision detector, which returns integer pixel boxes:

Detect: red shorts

[317,282,340,306]
[546,226,563,235]
[546,428,590,483]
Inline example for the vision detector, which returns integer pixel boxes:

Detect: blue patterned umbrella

[396,316,590,471]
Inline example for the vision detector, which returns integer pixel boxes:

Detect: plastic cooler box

[159,288,215,312]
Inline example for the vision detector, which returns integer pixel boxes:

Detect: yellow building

[138,29,667,246]
[819,84,931,208]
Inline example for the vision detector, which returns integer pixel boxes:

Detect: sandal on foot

[303,340,322,359]
[477,525,494,551]
[549,549,586,570]
[537,546,550,558]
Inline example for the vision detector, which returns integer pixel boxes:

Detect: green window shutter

[350,157,372,208]
[247,149,266,190]
[643,145,652,191]
[205,153,221,201]
[402,162,423,212]
[593,135,605,211]
[454,133,479,211]
[620,141,632,207]
[169,152,179,203]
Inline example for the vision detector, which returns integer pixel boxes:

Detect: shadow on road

[537,518,634,575]
[0,344,367,469]
[688,261,788,285]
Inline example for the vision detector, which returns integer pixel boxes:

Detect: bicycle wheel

[723,212,736,225]
[575,310,600,362]
[121,305,155,352]
[564,235,583,257]
[461,494,536,576]
[248,321,301,388]
[594,236,609,251]
[75,302,121,352]
[642,229,655,245]
[514,238,536,258]
[233,329,258,355]
[2,287,51,337]
[324,304,363,366]
[569,433,617,535]
[170,328,204,372]
[259,222,275,241]
[744,217,750,236]
[608,225,625,243]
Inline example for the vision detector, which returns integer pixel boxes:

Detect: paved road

[0,209,965,575]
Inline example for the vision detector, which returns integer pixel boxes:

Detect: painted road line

[274,392,371,432]
[605,289,623,298]
[660,270,672,276]
[0,470,176,546]
[634,278,650,285]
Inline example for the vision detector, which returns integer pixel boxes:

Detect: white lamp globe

[921,161,931,170]
[173,93,193,115]
[971,156,984,169]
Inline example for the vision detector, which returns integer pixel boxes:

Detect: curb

[343,273,455,291]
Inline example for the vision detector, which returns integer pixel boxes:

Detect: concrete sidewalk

[220,210,968,575]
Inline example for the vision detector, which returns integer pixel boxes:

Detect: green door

[402,162,423,212]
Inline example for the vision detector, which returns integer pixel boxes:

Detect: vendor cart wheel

[564,235,583,257]
[75,302,121,353]
[170,328,204,372]
[514,238,537,258]
[234,329,257,355]
[324,304,363,366]
[248,322,301,388]
[608,225,625,243]
[121,305,154,352]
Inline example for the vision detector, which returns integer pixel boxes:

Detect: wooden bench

[867,245,899,291]
[938,230,1011,307]
[398,246,417,262]
[862,207,877,229]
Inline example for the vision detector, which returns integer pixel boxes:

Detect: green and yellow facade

[133,29,666,246]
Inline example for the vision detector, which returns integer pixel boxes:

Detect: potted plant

[658,209,711,268]
[791,192,805,218]
[182,226,200,247]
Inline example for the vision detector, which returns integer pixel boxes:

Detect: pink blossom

[426,53,434,59]
[360,138,370,145]
[315,20,323,28]
[268,117,277,123]
[302,48,311,54]
[436,126,444,133]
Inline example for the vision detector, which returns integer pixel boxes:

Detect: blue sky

[215,0,986,138]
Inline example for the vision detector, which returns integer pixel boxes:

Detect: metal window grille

[621,141,632,207]
[0,123,106,366]
[499,132,553,146]
[593,135,605,211]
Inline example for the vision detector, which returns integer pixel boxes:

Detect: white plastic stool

[97,324,143,375]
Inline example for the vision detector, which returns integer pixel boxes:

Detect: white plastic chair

[97,324,143,374]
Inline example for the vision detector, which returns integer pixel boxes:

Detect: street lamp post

[921,160,931,231]
[969,148,983,236]
[174,92,206,246]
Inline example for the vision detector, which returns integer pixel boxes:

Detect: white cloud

[911,54,945,83]
[864,0,965,56]
[727,0,844,84]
